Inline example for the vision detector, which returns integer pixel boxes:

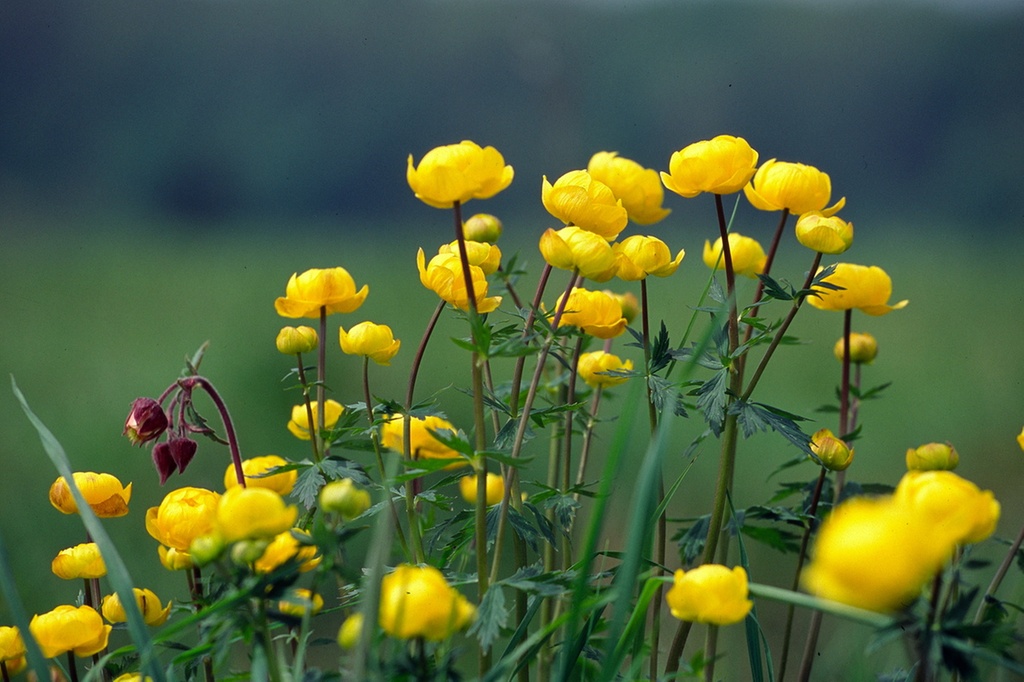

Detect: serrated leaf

[469,585,507,653]
[696,369,730,435]
[675,515,710,565]
[739,525,801,554]
[731,400,812,455]
[756,273,796,301]
[291,465,324,509]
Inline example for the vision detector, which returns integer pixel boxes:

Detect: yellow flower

[743,159,845,215]
[809,263,908,316]
[379,564,476,641]
[462,213,503,244]
[215,486,299,544]
[381,414,464,465]
[577,351,633,388]
[277,588,324,618]
[702,233,767,278]
[587,151,671,225]
[224,455,297,495]
[833,332,878,364]
[802,496,949,612]
[319,479,372,520]
[49,472,132,518]
[1018,427,1024,452]
[52,543,106,580]
[554,288,629,339]
[417,247,502,313]
[894,470,999,545]
[541,170,629,241]
[809,428,853,472]
[407,141,514,209]
[661,135,759,198]
[665,565,752,625]
[613,235,685,281]
[146,486,221,552]
[438,240,502,275]
[338,613,364,648]
[157,546,195,571]
[794,211,854,255]
[275,325,318,355]
[905,442,959,471]
[339,322,401,366]
[538,226,619,282]
[288,399,344,440]
[101,588,171,627]
[604,290,640,324]
[458,473,504,506]
[113,674,152,682]
[254,528,321,574]
[0,626,26,675]
[274,267,369,319]
[29,605,111,658]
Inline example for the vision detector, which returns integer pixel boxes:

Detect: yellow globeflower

[604,290,640,324]
[254,528,321,574]
[277,588,324,618]
[274,267,369,319]
[905,442,959,471]
[743,159,845,216]
[437,240,502,275]
[458,473,504,506]
[288,399,344,440]
[802,496,949,612]
[661,135,759,198]
[702,233,767,278]
[52,543,106,580]
[539,226,619,282]
[1018,427,1024,452]
[809,428,854,472]
[275,325,318,355]
[665,565,753,625]
[381,414,464,465]
[0,626,27,676]
[339,322,401,366]
[894,470,999,545]
[101,588,171,627]
[416,248,502,313]
[833,332,878,364]
[587,151,671,225]
[49,472,132,518]
[613,235,685,281]
[337,613,363,649]
[541,170,629,241]
[794,211,854,255]
[215,486,298,544]
[145,486,221,552]
[809,263,908,316]
[224,455,297,495]
[29,605,111,658]
[554,288,629,339]
[379,564,476,640]
[407,141,514,209]
[577,351,633,388]
[157,546,195,571]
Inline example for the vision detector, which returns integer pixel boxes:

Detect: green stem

[362,357,409,560]
[317,306,327,457]
[295,352,321,462]
[975,523,1024,624]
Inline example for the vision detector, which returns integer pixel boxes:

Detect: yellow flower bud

[417,247,502,313]
[833,332,878,364]
[277,589,323,618]
[665,565,752,625]
[661,135,759,198]
[894,470,999,545]
[463,213,503,243]
[438,240,502,275]
[0,626,26,676]
[146,487,221,552]
[809,263,908,316]
[216,487,298,544]
[49,472,132,518]
[275,326,318,355]
[542,170,628,241]
[604,290,640,324]
[187,533,225,567]
[254,528,321,573]
[539,226,619,282]
[274,267,368,319]
[101,589,171,627]
[337,613,363,649]
[378,565,476,640]
[587,151,671,225]
[554,287,628,339]
[339,322,401,366]
[224,455,297,495]
[794,211,854,255]
[577,351,633,388]
[29,605,111,658]
[407,141,514,209]
[319,479,372,520]
[380,414,465,466]
[458,473,504,506]
[51,543,106,580]
[702,234,767,278]
[809,428,854,472]
[157,546,194,571]
[287,400,344,440]
[905,442,959,471]
[744,159,845,216]
[613,235,684,281]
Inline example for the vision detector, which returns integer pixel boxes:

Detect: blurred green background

[3,0,1024,677]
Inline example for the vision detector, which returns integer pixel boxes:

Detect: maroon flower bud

[152,438,198,484]
[124,398,168,446]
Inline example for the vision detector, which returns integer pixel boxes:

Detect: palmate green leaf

[756,272,798,302]
[739,525,802,554]
[675,514,711,565]
[696,368,730,435]
[468,584,507,653]
[731,399,813,456]
[501,564,575,598]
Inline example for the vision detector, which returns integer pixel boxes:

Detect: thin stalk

[178,376,246,487]
[975,523,1024,624]
[317,306,327,458]
[573,385,604,494]
[66,651,79,682]
[295,352,321,462]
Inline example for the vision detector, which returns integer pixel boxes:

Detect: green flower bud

[319,479,371,520]
[230,539,269,567]
[462,213,503,243]
[810,428,854,472]
[833,332,878,364]
[905,442,959,471]
[188,532,226,567]
[276,326,319,355]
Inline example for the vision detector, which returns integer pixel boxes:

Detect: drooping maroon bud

[152,438,198,484]
[124,398,169,446]
[152,442,176,485]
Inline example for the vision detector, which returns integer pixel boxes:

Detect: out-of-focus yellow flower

[288,400,344,440]
[587,151,671,225]
[542,170,629,241]
[276,326,318,355]
[809,263,908,316]
[224,455,297,495]
[319,479,371,520]
[146,487,221,553]
[1018,427,1024,452]
[802,496,949,612]
[101,588,171,627]
[417,248,502,313]
[407,141,514,209]
[215,487,298,544]
[437,240,502,275]
[743,159,845,216]
[539,226,619,282]
[665,565,752,625]
[274,267,369,319]
[339,322,401,366]
[661,135,759,198]
[462,213,503,243]
[337,613,363,649]
[905,442,959,471]
[157,546,195,571]
[555,288,628,339]
[379,564,476,640]
[614,235,685,281]
[809,428,854,472]
[254,528,321,574]
[52,543,106,580]
[577,351,633,388]
[277,589,323,618]
[49,472,132,518]
[794,211,854,255]
[29,605,111,659]
[702,234,767,278]
[381,415,464,465]
[833,332,878,364]
[895,470,999,545]
[458,473,504,506]
[113,674,152,682]
[0,626,26,676]
[604,290,640,324]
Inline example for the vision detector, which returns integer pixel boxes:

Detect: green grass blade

[0,526,51,681]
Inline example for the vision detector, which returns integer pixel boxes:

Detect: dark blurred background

[2,0,1023,677]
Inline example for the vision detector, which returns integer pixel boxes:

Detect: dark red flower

[124,398,168,446]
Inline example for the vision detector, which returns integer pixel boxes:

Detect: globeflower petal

[274,267,369,319]
[809,263,908,315]
[794,211,854,254]
[29,605,111,659]
[378,564,476,640]
[742,158,843,215]
[541,170,628,240]
[587,151,671,225]
[665,565,752,625]
[662,135,759,198]
[407,141,513,208]
[49,472,132,518]
[702,234,767,278]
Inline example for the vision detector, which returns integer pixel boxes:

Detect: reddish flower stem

[177,376,245,487]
